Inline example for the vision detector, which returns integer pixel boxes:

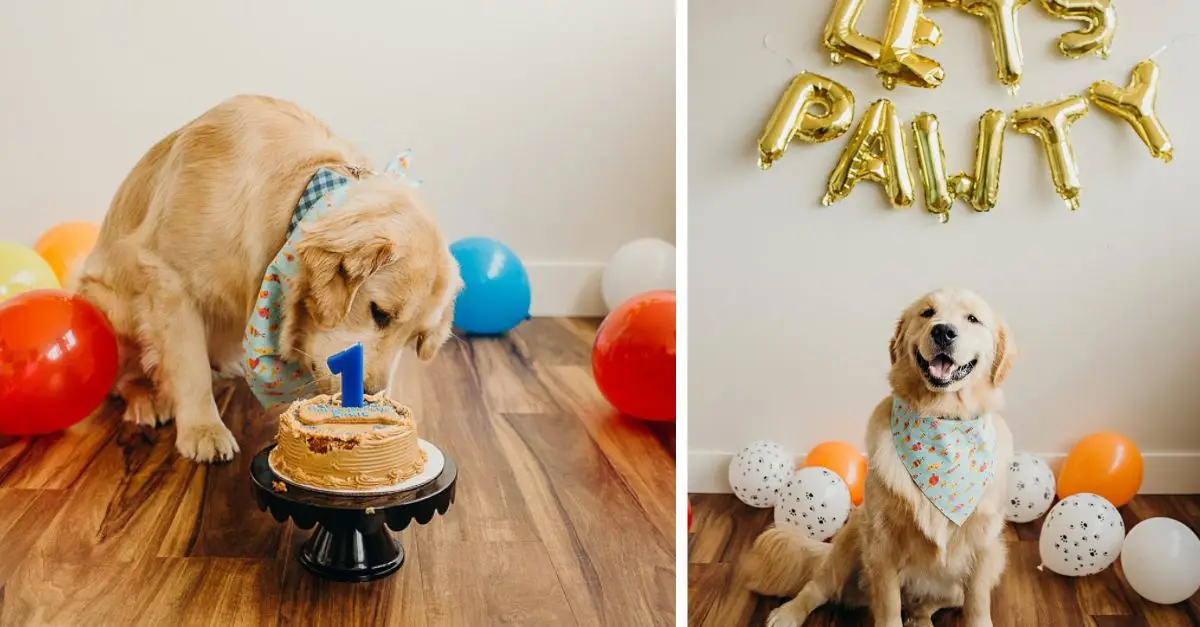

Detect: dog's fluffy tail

[737,526,832,598]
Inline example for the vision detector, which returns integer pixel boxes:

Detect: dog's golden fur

[741,289,1016,627]
[74,95,462,463]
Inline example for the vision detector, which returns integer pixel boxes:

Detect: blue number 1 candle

[327,343,365,407]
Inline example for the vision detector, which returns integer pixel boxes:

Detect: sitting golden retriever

[741,288,1015,627]
[74,95,462,463]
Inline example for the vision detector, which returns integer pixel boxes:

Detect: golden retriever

[74,95,462,463]
[741,288,1015,627]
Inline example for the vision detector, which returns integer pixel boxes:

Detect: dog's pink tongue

[929,358,955,379]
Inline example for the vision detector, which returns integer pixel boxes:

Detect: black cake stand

[250,444,457,582]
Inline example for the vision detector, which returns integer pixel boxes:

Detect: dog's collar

[241,151,418,409]
[890,397,997,526]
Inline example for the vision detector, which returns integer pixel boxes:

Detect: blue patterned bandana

[890,398,997,525]
[242,152,418,408]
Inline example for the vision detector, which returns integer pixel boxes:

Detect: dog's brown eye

[370,301,393,328]
[920,308,935,318]
[967,314,981,324]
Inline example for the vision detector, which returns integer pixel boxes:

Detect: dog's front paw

[766,602,805,627]
[176,422,239,462]
[964,618,993,627]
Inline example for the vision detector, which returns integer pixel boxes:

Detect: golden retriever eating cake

[742,288,1015,627]
[74,95,463,463]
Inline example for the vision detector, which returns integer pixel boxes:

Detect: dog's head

[281,176,463,395]
[889,288,1014,402]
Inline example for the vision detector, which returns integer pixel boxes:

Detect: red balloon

[592,290,675,421]
[0,290,119,435]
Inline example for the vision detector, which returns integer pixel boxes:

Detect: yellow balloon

[911,113,956,220]
[1012,95,1089,210]
[823,0,883,67]
[877,0,946,90]
[1089,59,1173,163]
[823,99,915,208]
[757,72,857,170]
[1038,0,1116,59]
[953,109,1008,212]
[911,109,1007,222]
[961,0,1032,88]
[0,242,61,303]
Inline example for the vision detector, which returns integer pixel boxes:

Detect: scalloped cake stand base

[250,444,458,582]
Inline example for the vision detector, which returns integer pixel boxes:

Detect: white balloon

[728,440,793,508]
[773,467,851,541]
[601,238,676,311]
[1004,453,1057,523]
[1038,493,1125,576]
[1120,517,1200,604]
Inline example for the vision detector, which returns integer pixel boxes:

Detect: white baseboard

[525,260,606,317]
[688,449,1200,495]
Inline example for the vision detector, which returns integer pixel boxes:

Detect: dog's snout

[931,323,957,347]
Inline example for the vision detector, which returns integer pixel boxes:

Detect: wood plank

[416,539,578,626]
[2,556,277,627]
[512,317,597,366]
[27,419,198,565]
[0,401,119,489]
[160,383,282,558]
[467,335,563,414]
[499,411,674,626]
[0,489,62,588]
[537,365,676,543]
[389,341,541,543]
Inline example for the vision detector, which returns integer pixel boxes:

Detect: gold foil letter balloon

[823,0,882,66]
[910,109,1007,222]
[1011,95,1089,210]
[877,0,946,89]
[1088,60,1173,162]
[823,99,915,208]
[961,0,1031,88]
[954,109,1007,212]
[1038,0,1116,59]
[757,72,856,170]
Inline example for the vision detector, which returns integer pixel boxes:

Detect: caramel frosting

[269,393,427,490]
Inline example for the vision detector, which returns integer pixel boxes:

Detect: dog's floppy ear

[888,315,907,365]
[991,321,1015,385]
[296,210,399,326]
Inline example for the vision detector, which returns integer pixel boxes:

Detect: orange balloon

[34,221,100,284]
[803,441,868,505]
[1057,432,1143,507]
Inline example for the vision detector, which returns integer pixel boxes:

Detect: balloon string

[762,33,797,72]
[1147,31,1200,61]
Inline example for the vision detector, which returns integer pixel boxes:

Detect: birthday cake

[269,393,427,491]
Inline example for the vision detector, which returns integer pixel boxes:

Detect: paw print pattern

[772,466,852,542]
[1004,453,1057,523]
[1040,493,1124,577]
[728,441,792,508]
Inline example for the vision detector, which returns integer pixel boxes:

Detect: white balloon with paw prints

[728,440,793,508]
[1038,493,1125,576]
[773,467,851,541]
[1004,453,1056,523]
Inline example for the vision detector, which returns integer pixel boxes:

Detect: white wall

[0,1,675,315]
[689,1,1200,492]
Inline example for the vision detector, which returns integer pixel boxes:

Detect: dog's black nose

[931,323,957,347]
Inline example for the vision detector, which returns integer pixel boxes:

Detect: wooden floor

[0,318,675,627]
[688,493,1200,627]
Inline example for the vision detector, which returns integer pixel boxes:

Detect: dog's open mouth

[914,348,978,387]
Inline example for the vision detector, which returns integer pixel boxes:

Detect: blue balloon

[450,237,531,335]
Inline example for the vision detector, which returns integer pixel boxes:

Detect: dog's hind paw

[766,604,806,627]
[118,379,173,427]
[176,422,240,463]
